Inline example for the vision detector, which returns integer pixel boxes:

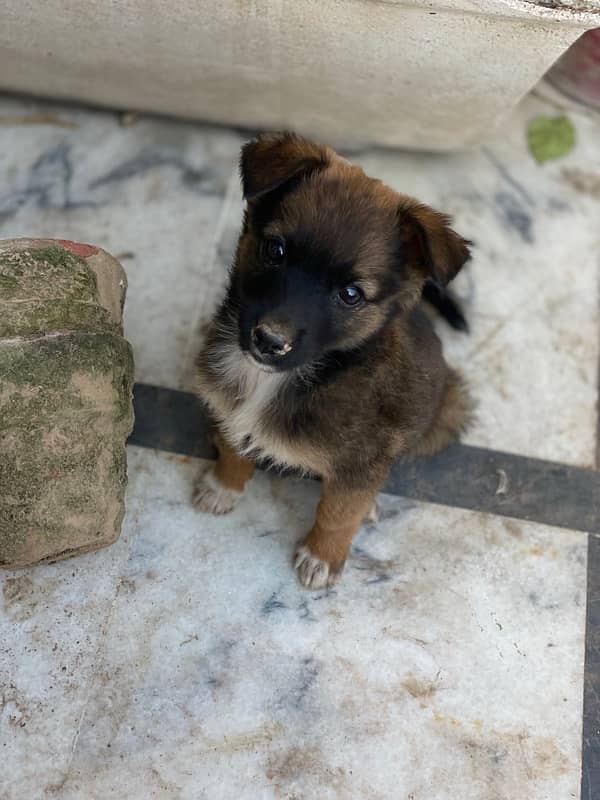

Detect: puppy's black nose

[251,324,292,357]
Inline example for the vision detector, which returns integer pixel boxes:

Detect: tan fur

[295,483,378,589]
[213,432,256,492]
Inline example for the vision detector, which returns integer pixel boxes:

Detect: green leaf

[527,115,576,164]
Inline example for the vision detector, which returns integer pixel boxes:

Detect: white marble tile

[0,471,143,798]
[179,176,245,391]
[0,91,594,798]
[2,448,580,800]
[0,94,242,390]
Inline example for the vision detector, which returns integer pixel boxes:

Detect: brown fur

[303,485,377,574]
[213,432,256,492]
[194,132,472,589]
[406,368,473,459]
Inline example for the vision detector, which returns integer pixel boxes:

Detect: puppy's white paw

[294,546,340,590]
[192,468,241,515]
[364,502,380,525]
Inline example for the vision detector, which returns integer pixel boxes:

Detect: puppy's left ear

[240,132,331,201]
[398,200,471,286]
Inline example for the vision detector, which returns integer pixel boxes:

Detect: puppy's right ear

[240,132,330,201]
[398,199,472,286]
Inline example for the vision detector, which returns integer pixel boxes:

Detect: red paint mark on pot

[548,29,600,110]
[56,239,99,258]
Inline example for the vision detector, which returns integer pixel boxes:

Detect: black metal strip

[129,383,600,534]
[581,284,600,800]
[582,534,600,800]
[386,445,600,535]
[130,383,215,459]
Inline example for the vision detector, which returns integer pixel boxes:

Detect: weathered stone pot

[0,239,134,568]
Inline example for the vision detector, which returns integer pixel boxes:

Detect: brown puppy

[194,132,472,589]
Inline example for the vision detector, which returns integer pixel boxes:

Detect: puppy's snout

[251,324,292,357]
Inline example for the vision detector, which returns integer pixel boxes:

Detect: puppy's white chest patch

[200,345,284,451]
[226,383,326,476]
[221,370,284,455]
[199,344,327,476]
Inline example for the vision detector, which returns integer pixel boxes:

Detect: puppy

[194,132,472,589]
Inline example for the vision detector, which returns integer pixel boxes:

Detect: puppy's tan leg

[193,432,255,515]
[294,483,378,590]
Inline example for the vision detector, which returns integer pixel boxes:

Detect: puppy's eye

[263,237,285,266]
[338,285,363,306]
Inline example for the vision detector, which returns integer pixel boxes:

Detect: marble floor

[1,85,599,799]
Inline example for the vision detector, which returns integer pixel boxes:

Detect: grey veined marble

[0,87,597,799]
[1,449,587,799]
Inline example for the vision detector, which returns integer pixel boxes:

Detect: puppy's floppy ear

[240,132,331,201]
[398,199,471,286]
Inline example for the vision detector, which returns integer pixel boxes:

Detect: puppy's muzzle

[251,324,293,358]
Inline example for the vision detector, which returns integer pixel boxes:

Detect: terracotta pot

[548,28,600,109]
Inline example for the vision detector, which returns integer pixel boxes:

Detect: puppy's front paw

[192,468,241,515]
[294,545,342,590]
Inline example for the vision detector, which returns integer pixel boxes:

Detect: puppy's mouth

[246,346,293,372]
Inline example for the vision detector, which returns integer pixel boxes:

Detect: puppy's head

[229,132,470,372]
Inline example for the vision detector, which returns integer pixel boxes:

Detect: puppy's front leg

[193,432,255,515]
[294,482,379,590]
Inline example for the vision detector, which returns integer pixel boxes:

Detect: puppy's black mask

[225,133,471,373]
